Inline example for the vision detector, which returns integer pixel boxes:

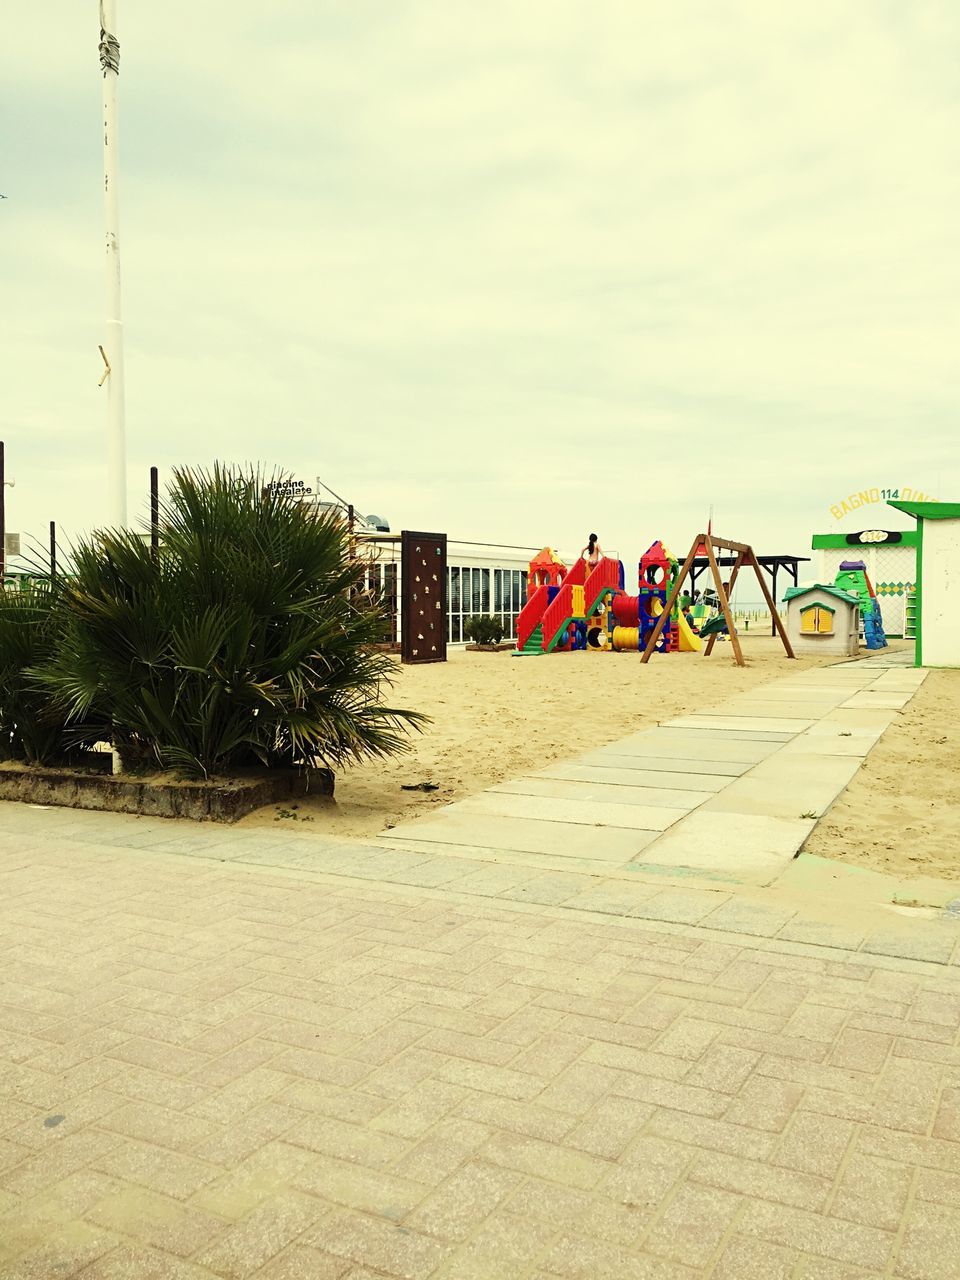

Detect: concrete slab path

[382,656,927,892]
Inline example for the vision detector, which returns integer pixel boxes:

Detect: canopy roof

[783,584,860,606]
[888,501,960,521]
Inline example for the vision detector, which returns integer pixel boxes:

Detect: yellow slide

[674,610,702,652]
[647,598,702,652]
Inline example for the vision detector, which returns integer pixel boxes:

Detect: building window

[445,563,526,643]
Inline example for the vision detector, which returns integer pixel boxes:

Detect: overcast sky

[2,2,958,573]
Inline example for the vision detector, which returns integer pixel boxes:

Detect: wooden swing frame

[639,533,795,667]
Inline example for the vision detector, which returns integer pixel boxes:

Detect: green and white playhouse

[888,501,960,668]
[783,584,860,657]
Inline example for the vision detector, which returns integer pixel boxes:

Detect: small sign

[4,533,21,556]
[828,488,937,521]
[262,479,313,498]
[845,530,903,546]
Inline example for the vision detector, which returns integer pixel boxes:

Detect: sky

[2,1,958,574]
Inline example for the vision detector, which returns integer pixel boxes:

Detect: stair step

[522,625,543,654]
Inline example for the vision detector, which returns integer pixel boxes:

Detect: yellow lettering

[869,488,879,502]
[841,500,852,516]
[857,491,871,507]
[831,504,843,520]
[902,487,912,500]
[849,495,861,510]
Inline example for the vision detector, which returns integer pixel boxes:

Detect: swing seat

[698,614,729,638]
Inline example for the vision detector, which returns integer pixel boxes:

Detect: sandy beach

[804,665,960,880]
[242,637,960,886]
[242,636,834,841]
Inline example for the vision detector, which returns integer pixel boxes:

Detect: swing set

[639,532,795,668]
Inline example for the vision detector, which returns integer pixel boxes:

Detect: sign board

[845,530,903,546]
[828,488,937,522]
[261,479,313,498]
[4,533,21,557]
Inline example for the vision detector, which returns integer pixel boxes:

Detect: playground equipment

[639,532,794,668]
[832,560,887,650]
[515,541,702,656]
[783,584,861,657]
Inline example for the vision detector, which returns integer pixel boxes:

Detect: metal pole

[50,522,57,580]
[150,466,159,558]
[100,0,127,527]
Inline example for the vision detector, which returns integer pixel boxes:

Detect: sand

[241,635,832,841]
[804,667,960,881]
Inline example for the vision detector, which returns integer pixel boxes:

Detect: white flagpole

[99,0,127,527]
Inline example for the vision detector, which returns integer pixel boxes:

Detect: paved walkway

[2,831,960,1279]
[2,648,960,1277]
[2,654,953,972]
[384,653,925,888]
[367,652,956,966]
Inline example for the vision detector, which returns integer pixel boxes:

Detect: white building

[888,500,960,667]
[356,534,538,648]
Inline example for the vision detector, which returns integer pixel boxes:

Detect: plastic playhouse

[783,583,861,656]
[833,560,887,650]
[781,558,887,656]
[515,542,702,656]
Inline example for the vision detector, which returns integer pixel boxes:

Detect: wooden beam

[639,535,700,663]
[702,536,751,554]
[703,547,745,657]
[746,547,795,659]
[702,536,745,666]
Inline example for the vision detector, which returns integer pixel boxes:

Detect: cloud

[1,1,957,578]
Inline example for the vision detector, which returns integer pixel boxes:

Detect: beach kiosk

[783,584,860,657]
[888,500,960,667]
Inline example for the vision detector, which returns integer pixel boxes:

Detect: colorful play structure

[519,532,796,669]
[517,541,703,656]
[832,560,887,650]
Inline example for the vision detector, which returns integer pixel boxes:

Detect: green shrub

[35,465,427,779]
[464,615,505,646]
[0,581,76,764]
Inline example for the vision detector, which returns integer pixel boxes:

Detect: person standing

[581,534,603,568]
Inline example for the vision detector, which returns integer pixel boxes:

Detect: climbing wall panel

[400,531,448,664]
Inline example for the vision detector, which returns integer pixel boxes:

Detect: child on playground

[581,534,604,568]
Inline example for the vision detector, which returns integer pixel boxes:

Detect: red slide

[516,558,586,652]
[539,557,621,653]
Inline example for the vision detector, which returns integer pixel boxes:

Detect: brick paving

[2,834,960,1278]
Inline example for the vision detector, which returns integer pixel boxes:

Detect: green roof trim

[799,601,835,615]
[810,531,919,549]
[888,501,960,520]
[783,584,860,606]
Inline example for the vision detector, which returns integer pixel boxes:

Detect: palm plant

[37,465,427,778]
[0,580,73,764]
[464,615,505,646]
